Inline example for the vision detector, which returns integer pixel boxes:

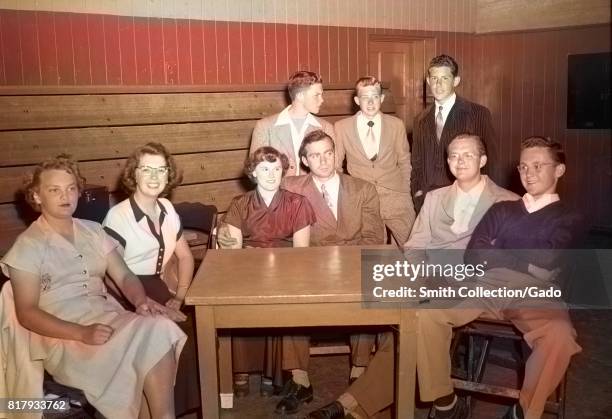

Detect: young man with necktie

[411,54,499,213]
[275,129,385,415]
[334,76,416,246]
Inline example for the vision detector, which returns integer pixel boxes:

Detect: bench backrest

[0,84,396,253]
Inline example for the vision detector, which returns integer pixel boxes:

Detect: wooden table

[185,245,416,419]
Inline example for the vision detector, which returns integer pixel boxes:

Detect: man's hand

[80,323,114,345]
[528,264,561,282]
[217,223,238,248]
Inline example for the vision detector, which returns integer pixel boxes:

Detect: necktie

[321,183,332,208]
[435,105,444,140]
[365,120,378,160]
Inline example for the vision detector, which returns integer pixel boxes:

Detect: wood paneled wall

[472,24,611,228]
[0,8,476,87]
[0,7,610,228]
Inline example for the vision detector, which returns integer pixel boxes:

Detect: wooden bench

[0,83,396,255]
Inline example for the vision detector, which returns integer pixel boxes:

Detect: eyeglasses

[448,152,479,161]
[516,162,556,173]
[138,166,169,176]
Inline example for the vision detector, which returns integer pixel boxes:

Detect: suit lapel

[349,115,370,160]
[469,176,495,230]
[379,114,391,157]
[303,175,337,228]
[440,184,458,224]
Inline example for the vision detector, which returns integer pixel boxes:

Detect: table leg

[396,309,417,419]
[218,333,234,408]
[195,306,219,419]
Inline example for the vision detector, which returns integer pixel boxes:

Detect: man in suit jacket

[412,54,498,213]
[335,76,416,245]
[274,129,384,415]
[250,70,336,176]
[305,134,517,419]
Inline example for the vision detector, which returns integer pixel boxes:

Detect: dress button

[160,248,164,251]
[77,254,83,259]
[83,284,87,288]
[82,270,87,274]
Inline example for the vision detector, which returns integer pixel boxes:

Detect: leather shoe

[233,373,249,398]
[260,380,280,397]
[274,379,313,414]
[429,396,469,419]
[306,401,346,418]
[502,403,523,419]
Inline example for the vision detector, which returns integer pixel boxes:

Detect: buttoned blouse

[102,196,183,276]
[0,216,118,320]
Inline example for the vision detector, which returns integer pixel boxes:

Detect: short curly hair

[287,70,323,101]
[121,142,182,196]
[244,147,290,183]
[23,154,86,212]
[428,54,459,77]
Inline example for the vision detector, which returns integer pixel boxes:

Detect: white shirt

[312,172,340,220]
[103,197,183,276]
[451,177,486,235]
[522,193,560,213]
[434,93,457,126]
[274,105,322,175]
[357,112,382,159]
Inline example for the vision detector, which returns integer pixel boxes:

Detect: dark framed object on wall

[567,52,611,129]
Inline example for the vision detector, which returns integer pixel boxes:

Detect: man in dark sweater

[411,54,498,213]
[417,136,583,419]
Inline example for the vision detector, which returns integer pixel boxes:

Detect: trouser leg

[505,308,581,419]
[347,332,395,417]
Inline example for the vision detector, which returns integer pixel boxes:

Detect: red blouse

[223,189,316,248]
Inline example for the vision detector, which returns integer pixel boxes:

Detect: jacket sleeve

[394,120,412,193]
[250,118,269,155]
[333,121,346,173]
[410,117,424,198]
[477,106,498,183]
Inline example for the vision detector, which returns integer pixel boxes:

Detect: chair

[450,265,576,419]
[451,317,567,418]
[174,202,218,262]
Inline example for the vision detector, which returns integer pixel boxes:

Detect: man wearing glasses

[334,76,416,247]
[306,133,517,419]
[417,136,584,419]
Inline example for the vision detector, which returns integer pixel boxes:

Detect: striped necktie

[435,105,444,140]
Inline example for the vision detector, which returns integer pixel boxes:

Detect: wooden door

[368,37,436,133]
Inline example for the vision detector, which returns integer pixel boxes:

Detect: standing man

[275,129,385,415]
[305,133,517,419]
[412,54,498,212]
[417,136,583,419]
[250,70,335,176]
[335,76,416,245]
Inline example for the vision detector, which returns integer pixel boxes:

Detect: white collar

[455,176,486,200]
[522,193,560,213]
[274,105,322,128]
[435,93,457,121]
[312,171,340,191]
[357,111,382,126]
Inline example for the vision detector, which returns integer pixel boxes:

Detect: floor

[210,309,612,419]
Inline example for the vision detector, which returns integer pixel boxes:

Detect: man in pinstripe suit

[411,54,499,213]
